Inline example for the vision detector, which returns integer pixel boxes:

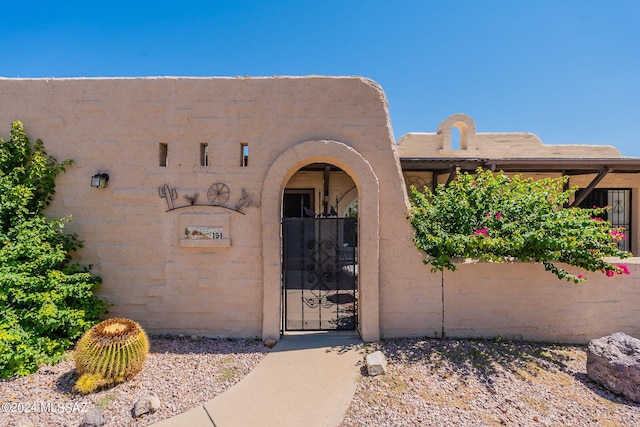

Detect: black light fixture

[90,172,109,189]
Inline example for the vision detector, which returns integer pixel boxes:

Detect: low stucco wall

[437,259,640,343]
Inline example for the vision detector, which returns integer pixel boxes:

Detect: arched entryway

[281,162,359,331]
[261,140,380,342]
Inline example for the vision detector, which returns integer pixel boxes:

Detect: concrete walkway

[152,332,364,427]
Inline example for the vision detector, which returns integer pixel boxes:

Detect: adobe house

[0,76,638,343]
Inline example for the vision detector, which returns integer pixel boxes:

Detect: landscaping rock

[366,351,388,376]
[264,338,277,348]
[132,394,161,418]
[78,407,106,427]
[587,332,640,403]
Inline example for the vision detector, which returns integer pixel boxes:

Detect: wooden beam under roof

[570,167,610,207]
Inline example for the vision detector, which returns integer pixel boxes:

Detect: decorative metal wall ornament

[235,188,258,211]
[207,183,230,205]
[183,193,199,206]
[158,184,178,210]
[158,182,258,214]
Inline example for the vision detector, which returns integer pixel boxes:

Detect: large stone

[132,394,161,418]
[587,332,640,403]
[78,407,106,427]
[366,351,388,376]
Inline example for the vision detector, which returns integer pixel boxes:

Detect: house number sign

[185,226,224,240]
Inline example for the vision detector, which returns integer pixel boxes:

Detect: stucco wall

[1,77,635,343]
[439,259,640,343]
[0,76,439,340]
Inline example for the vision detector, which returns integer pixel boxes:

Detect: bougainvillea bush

[0,121,107,378]
[408,168,630,283]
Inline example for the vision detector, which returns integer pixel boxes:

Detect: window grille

[577,188,631,252]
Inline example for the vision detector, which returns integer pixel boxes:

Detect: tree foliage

[408,168,631,283]
[0,121,108,378]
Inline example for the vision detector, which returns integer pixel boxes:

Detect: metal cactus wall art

[158,184,178,210]
[157,182,257,214]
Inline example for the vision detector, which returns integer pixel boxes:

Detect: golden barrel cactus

[74,317,149,394]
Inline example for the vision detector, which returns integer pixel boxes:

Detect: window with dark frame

[283,188,315,218]
[576,188,631,252]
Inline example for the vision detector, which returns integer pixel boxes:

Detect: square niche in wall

[179,212,231,248]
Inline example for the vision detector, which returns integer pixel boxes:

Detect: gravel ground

[0,335,269,427]
[2,336,640,427]
[341,338,640,427]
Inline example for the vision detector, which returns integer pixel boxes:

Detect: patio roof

[400,157,640,206]
[400,157,640,175]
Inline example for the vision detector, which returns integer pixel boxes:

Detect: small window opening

[240,143,249,167]
[451,126,461,150]
[200,143,209,166]
[159,143,168,167]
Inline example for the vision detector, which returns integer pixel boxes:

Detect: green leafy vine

[0,121,108,378]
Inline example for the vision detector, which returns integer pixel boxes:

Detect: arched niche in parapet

[437,113,477,152]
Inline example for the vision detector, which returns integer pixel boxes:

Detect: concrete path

[152,332,364,427]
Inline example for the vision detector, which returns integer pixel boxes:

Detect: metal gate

[282,218,358,331]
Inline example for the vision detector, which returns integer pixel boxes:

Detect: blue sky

[3,1,639,156]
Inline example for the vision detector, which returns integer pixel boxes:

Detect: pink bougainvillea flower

[606,270,615,277]
[472,181,477,186]
[577,274,584,279]
[495,213,502,219]
[618,264,631,275]
[610,230,626,241]
[473,228,489,237]
[485,212,492,217]
[590,217,603,222]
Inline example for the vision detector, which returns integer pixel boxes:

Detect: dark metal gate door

[282,218,358,331]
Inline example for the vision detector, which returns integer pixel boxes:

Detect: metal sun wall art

[158,182,257,214]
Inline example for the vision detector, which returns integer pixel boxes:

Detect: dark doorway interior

[283,188,315,218]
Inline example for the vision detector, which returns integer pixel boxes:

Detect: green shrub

[408,168,631,283]
[0,121,107,378]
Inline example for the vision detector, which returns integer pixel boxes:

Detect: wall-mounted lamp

[90,172,109,189]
